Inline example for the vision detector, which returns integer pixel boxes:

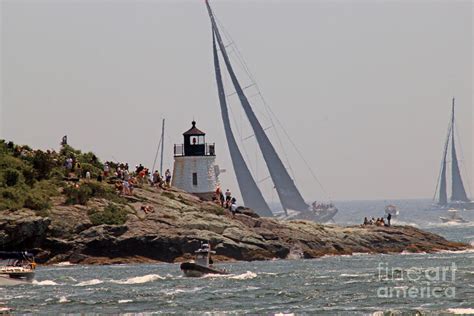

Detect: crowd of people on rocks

[214,187,238,216]
[60,151,174,197]
[311,201,335,211]
[105,162,173,196]
[363,213,392,227]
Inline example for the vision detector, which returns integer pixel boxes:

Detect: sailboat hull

[284,208,338,223]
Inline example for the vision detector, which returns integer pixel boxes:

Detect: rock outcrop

[0,187,469,264]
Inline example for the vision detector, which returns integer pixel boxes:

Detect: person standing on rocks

[104,163,110,178]
[230,197,237,217]
[225,189,232,208]
[165,169,172,188]
[387,213,392,227]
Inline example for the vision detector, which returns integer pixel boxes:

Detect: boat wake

[202,271,257,280]
[32,280,58,286]
[75,279,104,287]
[110,274,165,285]
[425,221,474,228]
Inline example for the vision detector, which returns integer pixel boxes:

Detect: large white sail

[206,0,309,214]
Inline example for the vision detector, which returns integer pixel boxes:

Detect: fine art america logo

[377,262,457,298]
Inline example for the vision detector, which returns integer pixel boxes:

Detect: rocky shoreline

[0,186,469,265]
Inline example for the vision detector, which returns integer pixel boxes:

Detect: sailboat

[433,98,474,210]
[205,1,337,222]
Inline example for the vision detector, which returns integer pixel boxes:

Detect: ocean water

[1,199,473,315]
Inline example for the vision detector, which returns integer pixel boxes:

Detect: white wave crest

[75,279,103,286]
[340,273,371,277]
[446,308,474,314]
[229,271,257,280]
[53,262,75,267]
[118,299,133,304]
[33,280,58,286]
[111,274,164,285]
[201,271,257,280]
[58,296,69,303]
[163,287,202,296]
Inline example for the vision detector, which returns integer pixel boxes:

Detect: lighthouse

[171,121,221,200]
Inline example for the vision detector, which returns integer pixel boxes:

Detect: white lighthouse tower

[171,121,221,200]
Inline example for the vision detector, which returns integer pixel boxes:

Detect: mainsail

[211,32,273,217]
[436,98,470,205]
[438,129,449,205]
[206,1,310,214]
[450,100,469,202]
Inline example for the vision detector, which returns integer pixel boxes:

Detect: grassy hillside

[0,140,126,224]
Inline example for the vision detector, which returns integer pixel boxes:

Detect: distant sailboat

[433,98,473,210]
[205,1,337,222]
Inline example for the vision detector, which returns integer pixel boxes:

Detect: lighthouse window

[192,172,198,186]
[190,136,204,145]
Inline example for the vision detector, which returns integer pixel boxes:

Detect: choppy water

[1,199,473,315]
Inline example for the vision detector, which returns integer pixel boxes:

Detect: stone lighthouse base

[171,156,220,199]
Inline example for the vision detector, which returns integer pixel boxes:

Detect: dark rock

[0,187,469,265]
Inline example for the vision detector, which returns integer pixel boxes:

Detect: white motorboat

[180,243,228,277]
[440,209,469,224]
[0,252,36,286]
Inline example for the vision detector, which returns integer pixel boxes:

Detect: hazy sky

[1,0,472,202]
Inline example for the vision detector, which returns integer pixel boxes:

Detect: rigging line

[214,14,282,190]
[217,21,298,184]
[226,83,256,98]
[258,175,272,184]
[226,85,258,178]
[242,125,274,141]
[454,121,472,197]
[215,17,297,182]
[215,18,255,81]
[216,19,259,91]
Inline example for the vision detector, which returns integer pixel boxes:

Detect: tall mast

[160,118,165,175]
[450,98,469,202]
[206,0,309,214]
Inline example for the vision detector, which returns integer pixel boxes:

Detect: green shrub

[79,163,101,179]
[0,155,27,172]
[63,181,122,205]
[31,150,55,180]
[79,152,103,169]
[24,191,51,211]
[34,180,59,196]
[64,184,93,205]
[3,168,21,187]
[22,180,57,211]
[49,167,67,180]
[0,154,34,185]
[0,187,26,210]
[88,204,128,225]
[59,144,82,158]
